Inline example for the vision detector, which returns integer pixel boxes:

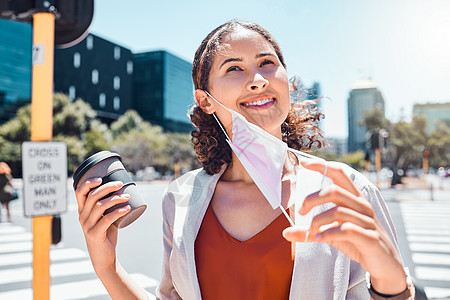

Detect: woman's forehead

[216,28,276,57]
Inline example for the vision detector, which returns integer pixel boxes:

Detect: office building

[0,18,32,124]
[413,102,450,134]
[54,34,133,123]
[133,50,194,133]
[347,78,385,152]
[0,22,195,133]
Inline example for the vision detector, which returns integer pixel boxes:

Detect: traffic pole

[31,12,55,300]
[375,148,381,187]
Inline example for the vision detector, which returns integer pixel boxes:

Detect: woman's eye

[260,60,274,67]
[226,66,241,72]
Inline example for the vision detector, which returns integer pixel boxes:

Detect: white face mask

[205,91,328,229]
[205,91,293,224]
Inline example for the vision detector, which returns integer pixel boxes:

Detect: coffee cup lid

[73,151,122,189]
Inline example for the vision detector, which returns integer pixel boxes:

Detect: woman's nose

[247,73,269,91]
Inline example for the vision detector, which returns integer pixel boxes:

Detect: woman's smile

[240,95,276,110]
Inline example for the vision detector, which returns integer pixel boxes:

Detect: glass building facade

[413,102,450,135]
[133,51,193,133]
[347,79,385,152]
[0,22,193,133]
[54,34,133,123]
[0,19,32,123]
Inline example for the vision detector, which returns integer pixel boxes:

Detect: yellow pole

[375,148,381,187]
[31,12,55,300]
[423,157,429,174]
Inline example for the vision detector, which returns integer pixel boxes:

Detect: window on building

[114,46,121,60]
[92,69,99,84]
[99,93,106,108]
[113,96,120,111]
[73,52,81,68]
[69,86,76,101]
[127,61,133,74]
[113,76,120,90]
[86,35,93,50]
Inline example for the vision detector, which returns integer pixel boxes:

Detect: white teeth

[243,99,274,106]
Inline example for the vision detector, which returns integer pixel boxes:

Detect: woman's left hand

[283,161,407,295]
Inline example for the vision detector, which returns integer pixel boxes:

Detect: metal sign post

[31,12,55,300]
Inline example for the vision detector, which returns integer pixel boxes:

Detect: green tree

[389,116,428,169]
[0,104,31,142]
[337,151,366,170]
[53,96,97,137]
[111,122,168,173]
[53,134,86,174]
[110,112,199,175]
[428,121,450,168]
[85,119,112,158]
[0,93,108,175]
[110,110,143,139]
[360,108,390,132]
[165,133,200,172]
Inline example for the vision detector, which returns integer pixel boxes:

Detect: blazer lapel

[171,166,226,299]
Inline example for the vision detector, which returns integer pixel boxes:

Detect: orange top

[195,205,294,300]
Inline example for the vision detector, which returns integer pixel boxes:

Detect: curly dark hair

[190,20,324,175]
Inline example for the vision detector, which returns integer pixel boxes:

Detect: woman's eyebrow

[220,57,242,69]
[219,53,277,69]
[255,52,277,59]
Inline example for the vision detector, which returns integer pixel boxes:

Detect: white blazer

[155,157,399,300]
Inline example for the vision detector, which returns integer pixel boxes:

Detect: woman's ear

[195,89,215,114]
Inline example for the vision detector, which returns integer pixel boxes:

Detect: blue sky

[89,0,450,138]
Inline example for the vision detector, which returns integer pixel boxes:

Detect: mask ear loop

[205,91,233,143]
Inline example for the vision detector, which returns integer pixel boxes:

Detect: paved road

[0,182,449,299]
[383,188,450,299]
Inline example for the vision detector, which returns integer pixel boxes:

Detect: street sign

[22,141,67,217]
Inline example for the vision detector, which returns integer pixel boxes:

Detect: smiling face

[197,27,290,139]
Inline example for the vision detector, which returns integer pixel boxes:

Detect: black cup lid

[73,151,121,189]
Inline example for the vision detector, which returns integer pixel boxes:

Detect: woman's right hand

[75,178,131,276]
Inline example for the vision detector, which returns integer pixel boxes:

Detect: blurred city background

[0,0,449,299]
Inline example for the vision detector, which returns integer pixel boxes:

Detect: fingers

[75,178,102,213]
[308,206,376,237]
[315,222,379,246]
[87,204,131,238]
[301,161,360,196]
[76,179,125,228]
[283,226,309,243]
[83,193,131,230]
[301,184,374,218]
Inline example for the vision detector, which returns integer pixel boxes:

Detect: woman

[0,162,13,222]
[75,20,414,299]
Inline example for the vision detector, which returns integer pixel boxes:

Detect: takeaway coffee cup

[73,151,146,228]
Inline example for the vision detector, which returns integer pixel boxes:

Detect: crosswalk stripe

[0,248,88,267]
[409,242,450,253]
[423,286,450,299]
[406,229,450,236]
[415,266,450,281]
[0,273,157,300]
[0,260,94,285]
[407,235,450,243]
[0,241,32,254]
[400,201,450,298]
[412,253,450,266]
[0,232,32,243]
[0,221,160,299]
[0,226,26,234]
